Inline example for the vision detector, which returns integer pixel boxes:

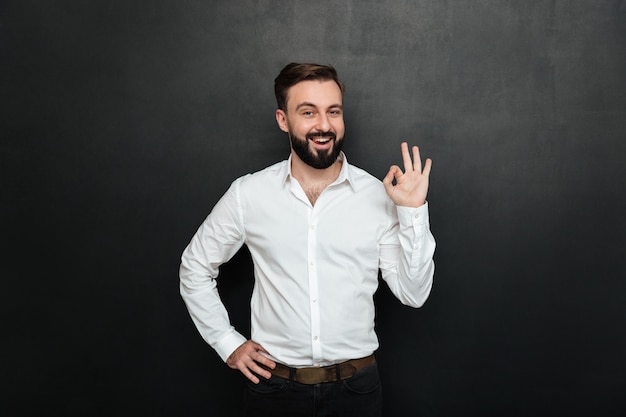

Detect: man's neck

[290,153,343,205]
[290,152,342,184]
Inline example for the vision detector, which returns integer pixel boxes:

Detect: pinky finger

[237,361,261,384]
[422,158,432,176]
[243,368,260,384]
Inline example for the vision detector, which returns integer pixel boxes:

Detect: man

[179,63,435,417]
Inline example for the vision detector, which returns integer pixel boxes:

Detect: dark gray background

[2,1,625,416]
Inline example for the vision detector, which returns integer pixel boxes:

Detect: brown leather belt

[260,354,375,385]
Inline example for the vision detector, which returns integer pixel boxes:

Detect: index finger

[255,353,275,368]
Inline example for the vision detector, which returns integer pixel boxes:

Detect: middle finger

[401,142,413,172]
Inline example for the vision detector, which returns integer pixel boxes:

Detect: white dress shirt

[179,153,435,367]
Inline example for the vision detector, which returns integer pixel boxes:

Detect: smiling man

[179,63,436,417]
[277,75,344,169]
[275,73,345,204]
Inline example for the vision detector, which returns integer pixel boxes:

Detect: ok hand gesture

[383,142,432,207]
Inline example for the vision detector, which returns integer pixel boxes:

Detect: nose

[315,113,331,132]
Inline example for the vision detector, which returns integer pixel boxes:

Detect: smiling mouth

[312,137,331,144]
[307,132,336,144]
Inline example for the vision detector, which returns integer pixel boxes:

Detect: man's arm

[379,203,435,307]
[179,180,275,383]
[379,142,435,306]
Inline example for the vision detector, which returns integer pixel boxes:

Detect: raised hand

[226,340,276,384]
[382,142,432,207]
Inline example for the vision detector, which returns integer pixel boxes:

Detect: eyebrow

[295,102,343,111]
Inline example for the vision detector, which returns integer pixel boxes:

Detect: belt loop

[289,366,295,383]
[335,364,341,381]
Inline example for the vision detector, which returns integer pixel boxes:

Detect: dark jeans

[244,362,383,417]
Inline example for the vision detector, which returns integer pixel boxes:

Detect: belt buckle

[296,366,329,384]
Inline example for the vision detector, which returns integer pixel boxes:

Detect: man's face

[276,80,345,169]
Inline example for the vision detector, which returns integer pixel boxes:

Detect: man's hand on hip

[226,340,276,384]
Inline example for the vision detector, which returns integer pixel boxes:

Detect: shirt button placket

[308,218,322,362]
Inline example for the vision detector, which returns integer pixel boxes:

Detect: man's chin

[309,149,340,169]
[309,143,334,158]
[291,134,342,169]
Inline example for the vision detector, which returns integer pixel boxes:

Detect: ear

[275,109,289,133]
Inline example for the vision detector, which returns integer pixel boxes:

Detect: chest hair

[303,183,328,206]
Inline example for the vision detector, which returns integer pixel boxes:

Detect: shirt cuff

[213,330,248,362]
[397,201,429,227]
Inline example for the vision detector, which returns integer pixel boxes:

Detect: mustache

[306,132,336,140]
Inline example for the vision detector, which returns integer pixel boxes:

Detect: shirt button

[415,213,420,219]
[313,336,318,340]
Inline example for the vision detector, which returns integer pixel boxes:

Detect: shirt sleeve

[379,202,436,307]
[179,179,248,361]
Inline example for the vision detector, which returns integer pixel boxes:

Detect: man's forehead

[286,80,343,108]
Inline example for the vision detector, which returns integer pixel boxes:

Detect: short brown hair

[274,63,345,111]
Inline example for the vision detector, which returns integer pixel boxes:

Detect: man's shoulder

[235,159,288,187]
[345,160,385,190]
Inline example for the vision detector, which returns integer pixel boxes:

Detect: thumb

[383,166,399,193]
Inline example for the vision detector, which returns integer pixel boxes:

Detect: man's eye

[302,111,314,116]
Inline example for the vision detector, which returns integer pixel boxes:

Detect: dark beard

[290,131,343,169]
